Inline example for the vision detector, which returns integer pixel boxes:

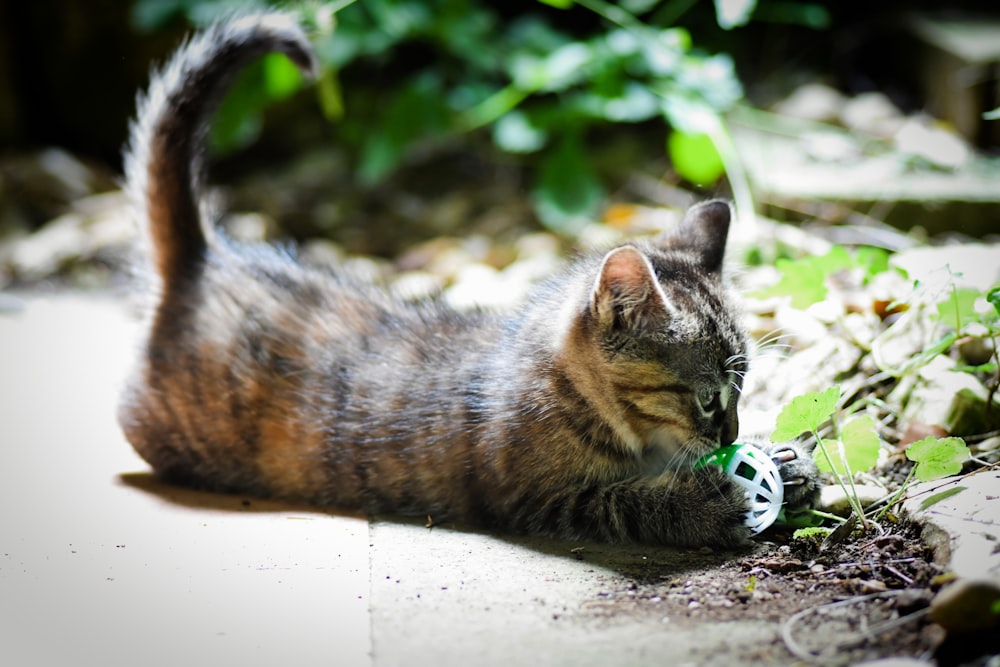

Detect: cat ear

[670,199,732,274]
[591,246,670,332]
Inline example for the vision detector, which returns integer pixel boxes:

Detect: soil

[580,516,945,664]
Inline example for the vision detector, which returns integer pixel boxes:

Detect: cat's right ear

[590,246,671,333]
[668,199,732,275]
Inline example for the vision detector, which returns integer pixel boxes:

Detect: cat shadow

[118,471,365,520]
[119,471,751,581]
[373,514,755,584]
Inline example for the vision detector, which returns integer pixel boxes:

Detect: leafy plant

[771,386,840,442]
[906,436,970,482]
[791,525,832,540]
[774,385,974,530]
[752,245,891,309]
[757,241,996,538]
[815,415,881,477]
[873,436,972,521]
[772,385,875,525]
[209,52,307,153]
[131,0,757,234]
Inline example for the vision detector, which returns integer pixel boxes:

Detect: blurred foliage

[131,0,828,234]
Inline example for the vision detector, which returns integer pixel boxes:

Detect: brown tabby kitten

[119,13,817,548]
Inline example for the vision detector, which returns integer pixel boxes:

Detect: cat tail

[124,13,317,287]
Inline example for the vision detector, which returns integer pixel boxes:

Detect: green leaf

[780,508,826,528]
[208,58,270,153]
[573,83,660,123]
[839,416,882,471]
[814,416,881,475]
[532,134,604,234]
[855,246,890,283]
[983,107,1000,121]
[358,74,448,184]
[660,95,718,135]
[906,436,970,482]
[987,285,1000,316]
[935,287,982,331]
[753,246,853,309]
[365,0,432,38]
[262,53,303,99]
[620,0,660,12]
[753,2,830,29]
[317,66,345,121]
[917,486,966,511]
[812,438,841,474]
[792,526,832,540]
[510,43,592,92]
[772,386,841,441]
[537,0,574,7]
[493,110,548,153]
[714,0,757,29]
[131,0,185,30]
[667,131,725,185]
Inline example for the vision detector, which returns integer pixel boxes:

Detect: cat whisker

[752,329,793,355]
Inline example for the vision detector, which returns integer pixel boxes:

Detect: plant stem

[327,0,362,14]
[574,0,646,31]
[805,508,847,524]
[813,428,868,529]
[986,326,1000,425]
[651,0,700,27]
[950,281,963,332]
[873,465,916,523]
[458,85,531,132]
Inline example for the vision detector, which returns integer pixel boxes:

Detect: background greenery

[1,0,997,246]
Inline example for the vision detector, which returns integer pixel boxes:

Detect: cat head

[559,200,748,470]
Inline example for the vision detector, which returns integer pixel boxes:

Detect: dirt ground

[577,517,941,664]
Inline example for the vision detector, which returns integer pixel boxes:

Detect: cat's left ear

[670,199,732,274]
[590,245,671,333]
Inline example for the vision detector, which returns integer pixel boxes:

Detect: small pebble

[929,578,1000,633]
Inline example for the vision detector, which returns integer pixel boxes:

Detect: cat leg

[511,466,753,548]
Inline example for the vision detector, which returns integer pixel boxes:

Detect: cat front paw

[689,465,754,548]
[760,440,821,511]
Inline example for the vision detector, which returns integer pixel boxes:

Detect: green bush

[131,0,824,233]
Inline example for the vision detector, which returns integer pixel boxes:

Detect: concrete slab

[905,469,1000,581]
[0,292,795,667]
[0,294,371,667]
[369,518,781,667]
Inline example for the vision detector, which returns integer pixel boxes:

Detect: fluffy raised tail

[124,13,317,286]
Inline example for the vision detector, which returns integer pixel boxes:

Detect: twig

[881,564,914,585]
[781,590,929,664]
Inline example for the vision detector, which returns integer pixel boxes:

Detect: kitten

[119,13,817,548]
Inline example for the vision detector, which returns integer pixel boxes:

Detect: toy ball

[695,443,784,534]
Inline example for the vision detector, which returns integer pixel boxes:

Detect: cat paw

[759,440,821,510]
[689,465,754,548]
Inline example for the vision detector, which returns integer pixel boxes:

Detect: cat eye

[697,387,722,416]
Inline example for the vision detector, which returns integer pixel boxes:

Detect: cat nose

[720,408,738,446]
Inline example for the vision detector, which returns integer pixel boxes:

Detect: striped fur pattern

[119,13,812,548]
